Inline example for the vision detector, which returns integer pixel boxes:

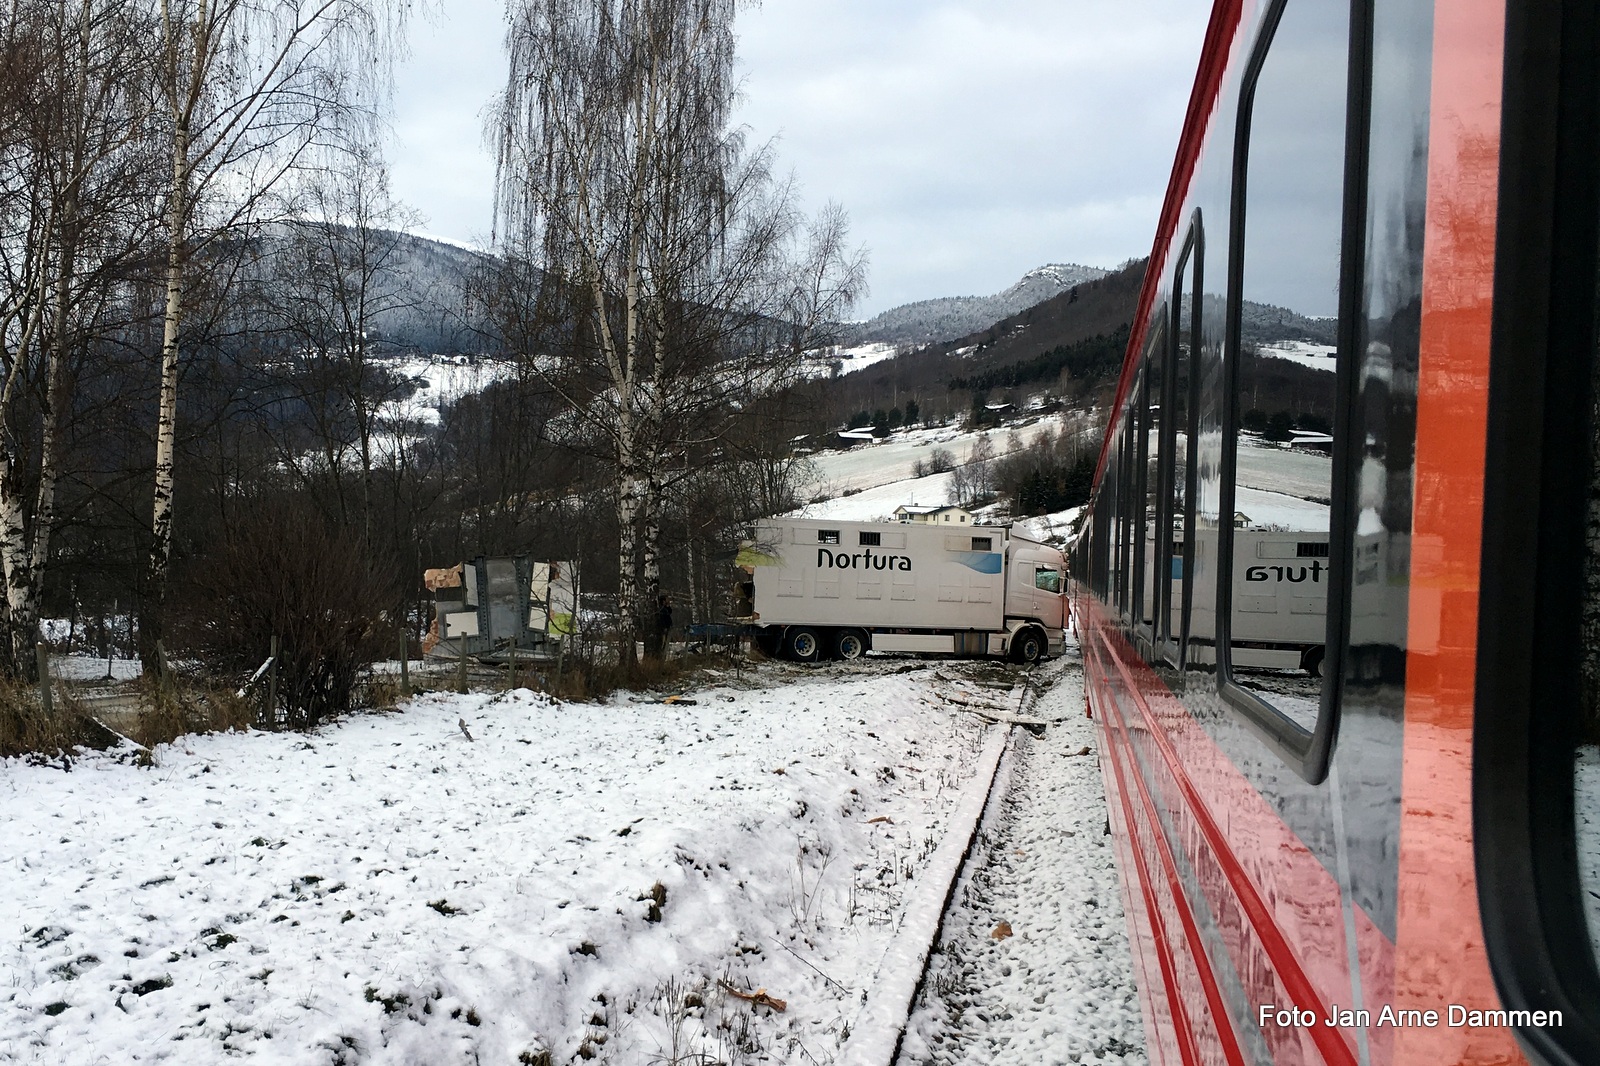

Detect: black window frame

[1160,214,1205,668]
[859,531,881,546]
[1213,0,1369,784]
[1475,0,1600,1061]
[818,529,841,545]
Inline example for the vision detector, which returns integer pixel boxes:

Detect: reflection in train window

[1136,369,1159,631]
[1223,0,1348,731]
[1118,421,1137,620]
[1165,233,1200,662]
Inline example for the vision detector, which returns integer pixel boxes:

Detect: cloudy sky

[388,1,1212,318]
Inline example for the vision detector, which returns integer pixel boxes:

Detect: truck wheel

[785,627,822,663]
[833,629,867,661]
[1011,628,1044,665]
[1303,646,1325,678]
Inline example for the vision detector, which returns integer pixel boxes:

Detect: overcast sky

[388,1,1213,318]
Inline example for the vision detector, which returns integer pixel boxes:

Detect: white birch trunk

[144,126,188,668]
[616,455,643,669]
[640,456,663,648]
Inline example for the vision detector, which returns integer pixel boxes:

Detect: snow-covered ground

[379,355,516,428]
[1,660,1042,1065]
[803,343,906,379]
[1256,341,1336,374]
[1234,486,1328,532]
[1235,438,1332,505]
[797,418,1068,509]
[793,473,958,523]
[1011,507,1084,547]
[1579,747,1600,948]
[48,654,141,683]
[901,651,1145,1065]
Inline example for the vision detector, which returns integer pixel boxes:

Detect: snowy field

[802,343,906,379]
[793,473,958,523]
[380,355,516,428]
[796,417,1072,510]
[1,660,1039,1065]
[902,652,1145,1065]
[1256,341,1336,374]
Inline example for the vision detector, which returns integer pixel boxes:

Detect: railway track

[836,663,1050,1066]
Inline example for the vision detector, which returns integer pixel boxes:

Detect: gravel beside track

[898,644,1148,1065]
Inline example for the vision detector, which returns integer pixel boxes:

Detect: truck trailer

[737,518,1068,663]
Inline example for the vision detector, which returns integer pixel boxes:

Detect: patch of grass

[130,976,172,996]
[552,645,745,703]
[0,679,117,760]
[364,986,410,1014]
[361,674,404,711]
[127,678,251,749]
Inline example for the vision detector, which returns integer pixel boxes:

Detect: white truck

[737,518,1068,663]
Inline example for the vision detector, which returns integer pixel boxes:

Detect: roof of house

[894,503,969,515]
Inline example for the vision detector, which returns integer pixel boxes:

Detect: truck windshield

[1034,568,1062,593]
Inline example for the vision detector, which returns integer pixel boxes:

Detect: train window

[1139,332,1164,633]
[1163,220,1202,665]
[1219,0,1348,738]
[1134,369,1158,633]
[1119,415,1137,622]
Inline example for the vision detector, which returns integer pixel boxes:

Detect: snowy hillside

[850,265,1112,348]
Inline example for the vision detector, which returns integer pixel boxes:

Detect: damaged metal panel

[423,555,577,662]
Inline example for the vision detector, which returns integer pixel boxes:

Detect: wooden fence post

[399,629,410,696]
[553,633,566,695]
[266,635,279,727]
[457,634,468,695]
[36,643,50,716]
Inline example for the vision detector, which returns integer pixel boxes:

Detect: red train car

[1073,1,1600,1063]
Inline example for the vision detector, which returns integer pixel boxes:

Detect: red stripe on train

[1391,2,1521,1063]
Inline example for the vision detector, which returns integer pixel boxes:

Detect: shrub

[175,499,397,730]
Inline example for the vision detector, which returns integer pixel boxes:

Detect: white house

[893,504,974,525]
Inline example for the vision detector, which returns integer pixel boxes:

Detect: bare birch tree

[493,0,865,667]
[0,0,161,679]
[141,0,409,669]
[259,151,420,544]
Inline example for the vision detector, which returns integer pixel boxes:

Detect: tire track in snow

[898,646,1148,1065]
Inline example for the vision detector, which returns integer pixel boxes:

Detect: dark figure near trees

[652,595,674,658]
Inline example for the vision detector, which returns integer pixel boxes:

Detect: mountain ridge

[849,262,1113,348]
